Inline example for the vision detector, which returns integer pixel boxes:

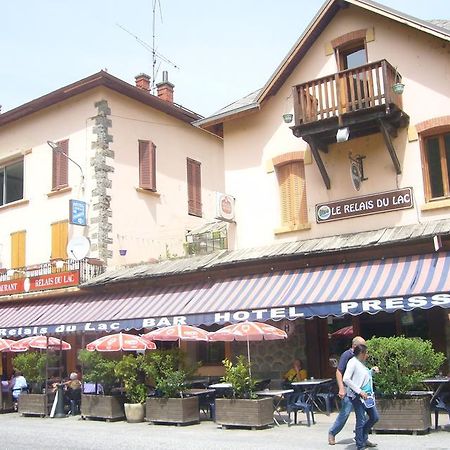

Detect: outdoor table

[209,382,232,389]
[291,378,333,413]
[184,388,216,397]
[422,377,450,405]
[255,389,293,426]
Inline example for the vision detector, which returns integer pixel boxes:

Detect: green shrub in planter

[222,356,256,399]
[367,336,445,398]
[115,354,148,404]
[13,352,47,389]
[78,349,117,393]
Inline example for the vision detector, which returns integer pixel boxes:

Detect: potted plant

[13,352,49,416]
[145,349,200,425]
[367,336,445,433]
[114,354,148,423]
[215,356,273,429]
[78,350,124,421]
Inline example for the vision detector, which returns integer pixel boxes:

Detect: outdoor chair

[198,391,216,420]
[433,393,450,429]
[254,378,271,391]
[286,392,315,426]
[315,381,339,415]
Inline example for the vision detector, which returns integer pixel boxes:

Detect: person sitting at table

[10,370,28,410]
[63,372,82,416]
[284,359,308,383]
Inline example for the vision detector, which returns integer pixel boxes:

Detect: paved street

[0,411,449,450]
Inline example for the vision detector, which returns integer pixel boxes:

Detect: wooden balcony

[291,60,409,188]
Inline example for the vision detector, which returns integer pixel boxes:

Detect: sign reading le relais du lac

[0,271,80,297]
[316,187,414,223]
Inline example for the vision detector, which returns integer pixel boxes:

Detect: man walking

[328,336,369,445]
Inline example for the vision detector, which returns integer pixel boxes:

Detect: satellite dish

[67,236,90,260]
[350,160,362,191]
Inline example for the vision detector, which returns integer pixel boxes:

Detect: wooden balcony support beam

[379,119,401,175]
[306,137,331,189]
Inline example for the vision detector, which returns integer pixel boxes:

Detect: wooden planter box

[146,397,199,425]
[374,397,431,433]
[18,393,53,417]
[215,398,273,429]
[81,394,125,421]
[0,389,13,413]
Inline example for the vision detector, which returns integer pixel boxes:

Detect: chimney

[156,71,174,103]
[135,73,151,92]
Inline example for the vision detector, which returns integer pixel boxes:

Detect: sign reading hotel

[316,187,413,223]
[0,270,80,297]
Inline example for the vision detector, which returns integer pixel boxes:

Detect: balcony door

[336,41,368,112]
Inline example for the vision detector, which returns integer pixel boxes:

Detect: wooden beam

[379,120,401,174]
[307,137,331,189]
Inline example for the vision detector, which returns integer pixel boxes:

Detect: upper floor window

[139,140,156,191]
[275,159,308,228]
[52,139,69,190]
[0,159,24,206]
[422,131,450,201]
[187,158,202,217]
[10,230,26,269]
[51,221,68,260]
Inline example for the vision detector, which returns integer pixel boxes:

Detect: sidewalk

[0,411,448,450]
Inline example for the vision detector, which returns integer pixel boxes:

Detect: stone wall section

[90,99,114,263]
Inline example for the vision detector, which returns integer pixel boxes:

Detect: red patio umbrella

[0,338,26,352]
[331,325,354,338]
[209,321,287,376]
[10,336,72,352]
[142,325,209,343]
[86,332,156,352]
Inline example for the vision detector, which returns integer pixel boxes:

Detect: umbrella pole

[246,338,251,379]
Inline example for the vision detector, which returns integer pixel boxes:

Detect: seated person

[10,370,28,409]
[283,359,308,383]
[63,372,82,415]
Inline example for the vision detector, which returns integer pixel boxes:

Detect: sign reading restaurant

[316,187,413,223]
[0,271,79,297]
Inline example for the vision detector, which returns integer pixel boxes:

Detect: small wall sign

[69,199,87,226]
[316,187,413,223]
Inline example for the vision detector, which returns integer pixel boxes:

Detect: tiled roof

[429,20,450,31]
[83,218,450,287]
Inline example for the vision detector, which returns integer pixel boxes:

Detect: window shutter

[139,140,156,191]
[52,139,69,190]
[277,161,308,226]
[187,158,202,217]
[11,231,26,269]
[51,221,68,260]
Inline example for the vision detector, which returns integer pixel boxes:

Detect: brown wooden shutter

[187,158,202,217]
[10,230,26,269]
[277,161,308,226]
[51,221,68,260]
[139,140,156,191]
[52,139,69,190]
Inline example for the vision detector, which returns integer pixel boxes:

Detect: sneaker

[365,441,377,448]
[328,434,336,445]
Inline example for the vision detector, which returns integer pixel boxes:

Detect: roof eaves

[194,102,260,128]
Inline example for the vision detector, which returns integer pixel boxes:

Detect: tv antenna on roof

[116,1,179,93]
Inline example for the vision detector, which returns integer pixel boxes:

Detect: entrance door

[336,41,368,112]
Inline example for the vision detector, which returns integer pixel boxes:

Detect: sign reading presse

[316,187,413,223]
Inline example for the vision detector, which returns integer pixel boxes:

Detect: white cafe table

[255,389,294,425]
[209,382,232,389]
[291,378,333,412]
[422,377,450,404]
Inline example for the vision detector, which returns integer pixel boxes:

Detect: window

[276,161,308,227]
[10,230,26,268]
[197,341,225,365]
[139,140,156,191]
[52,139,69,190]
[187,158,202,217]
[0,160,24,206]
[51,221,68,260]
[422,132,450,200]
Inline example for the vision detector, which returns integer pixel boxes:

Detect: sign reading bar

[316,187,413,223]
[0,270,80,297]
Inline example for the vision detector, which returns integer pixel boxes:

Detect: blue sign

[69,199,87,226]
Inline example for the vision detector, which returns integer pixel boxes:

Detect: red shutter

[187,158,202,217]
[139,140,156,191]
[52,139,69,190]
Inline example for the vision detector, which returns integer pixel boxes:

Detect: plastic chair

[286,392,315,426]
[254,379,271,391]
[198,391,216,420]
[315,381,338,415]
[433,394,450,429]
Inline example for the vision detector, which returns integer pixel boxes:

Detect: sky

[0,0,448,117]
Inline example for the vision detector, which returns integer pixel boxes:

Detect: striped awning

[0,252,449,336]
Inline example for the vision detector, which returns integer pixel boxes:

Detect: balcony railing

[0,258,105,291]
[292,60,403,127]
